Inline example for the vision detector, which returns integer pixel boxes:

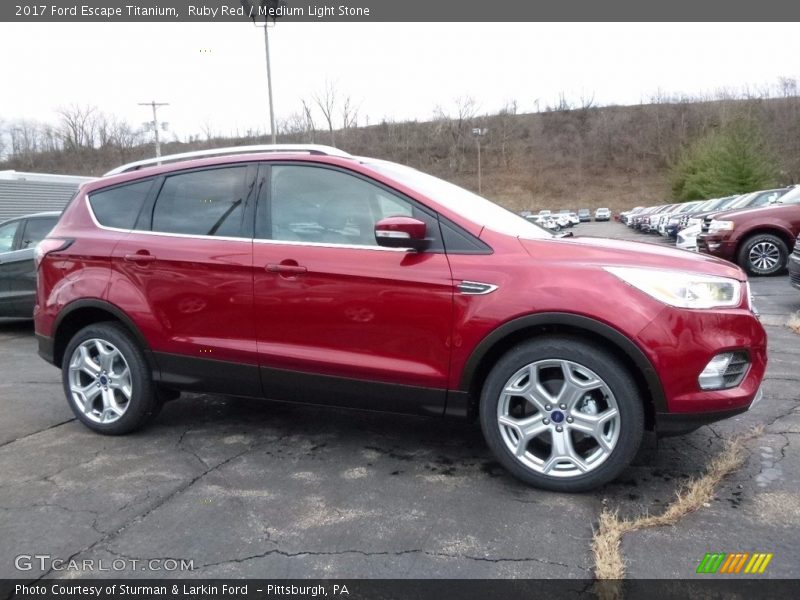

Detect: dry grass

[592,426,763,580]
[788,312,800,335]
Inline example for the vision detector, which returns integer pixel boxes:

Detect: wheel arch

[737,226,794,254]
[459,312,665,430]
[52,299,154,371]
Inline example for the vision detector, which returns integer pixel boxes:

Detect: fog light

[698,352,750,390]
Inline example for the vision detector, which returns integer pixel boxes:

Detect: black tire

[737,234,788,276]
[479,336,644,492]
[61,321,161,435]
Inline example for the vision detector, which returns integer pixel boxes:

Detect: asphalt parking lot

[1,221,798,580]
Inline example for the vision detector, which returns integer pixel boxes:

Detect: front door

[252,163,454,416]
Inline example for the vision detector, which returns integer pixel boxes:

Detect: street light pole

[263,24,276,144]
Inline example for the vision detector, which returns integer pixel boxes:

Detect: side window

[20,217,58,249]
[152,167,248,237]
[88,180,153,229]
[0,220,20,252]
[267,165,417,246]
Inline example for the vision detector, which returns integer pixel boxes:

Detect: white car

[595,207,611,221]
[676,222,702,251]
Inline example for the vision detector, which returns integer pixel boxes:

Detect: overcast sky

[1,22,797,140]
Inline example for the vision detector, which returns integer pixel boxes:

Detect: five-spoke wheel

[62,322,161,434]
[480,337,644,492]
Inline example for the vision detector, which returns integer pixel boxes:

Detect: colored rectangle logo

[697,552,773,574]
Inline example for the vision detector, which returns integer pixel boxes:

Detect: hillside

[3,95,799,214]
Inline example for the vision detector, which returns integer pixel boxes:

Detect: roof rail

[104,144,353,176]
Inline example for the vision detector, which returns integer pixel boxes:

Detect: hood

[518,236,746,280]
[709,204,794,222]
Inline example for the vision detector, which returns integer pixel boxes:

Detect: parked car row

[621,185,800,277]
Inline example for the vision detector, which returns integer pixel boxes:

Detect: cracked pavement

[0,222,798,580]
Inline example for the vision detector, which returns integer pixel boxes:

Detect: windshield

[367,160,552,239]
[776,186,800,205]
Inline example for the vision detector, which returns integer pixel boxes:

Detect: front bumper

[789,251,800,289]
[697,233,737,260]
[637,306,767,421]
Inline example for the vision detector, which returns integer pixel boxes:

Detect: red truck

[697,186,800,275]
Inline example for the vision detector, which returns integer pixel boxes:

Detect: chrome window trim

[252,237,408,252]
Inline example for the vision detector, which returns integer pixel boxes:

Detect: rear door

[109,164,261,396]
[0,218,23,316]
[252,163,455,415]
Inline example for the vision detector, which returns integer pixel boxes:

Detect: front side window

[88,180,153,229]
[152,167,248,237]
[0,220,19,252]
[266,165,417,246]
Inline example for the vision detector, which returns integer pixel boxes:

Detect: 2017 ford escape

[34,145,766,492]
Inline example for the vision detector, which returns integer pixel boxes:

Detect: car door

[4,215,59,316]
[0,218,23,316]
[252,162,454,416]
[109,164,261,397]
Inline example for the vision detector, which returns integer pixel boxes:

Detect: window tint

[267,165,417,246]
[0,220,19,252]
[20,217,58,248]
[89,180,153,229]
[152,167,248,236]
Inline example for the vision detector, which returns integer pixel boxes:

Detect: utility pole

[139,101,169,162]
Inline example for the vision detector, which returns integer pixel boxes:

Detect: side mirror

[374,216,428,251]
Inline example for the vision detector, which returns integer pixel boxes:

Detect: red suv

[34,145,766,492]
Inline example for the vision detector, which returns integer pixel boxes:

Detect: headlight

[708,220,735,232]
[604,267,742,309]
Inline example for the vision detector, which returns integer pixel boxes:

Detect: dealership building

[0,170,94,222]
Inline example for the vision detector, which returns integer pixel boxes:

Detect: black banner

[3,0,800,22]
[3,580,800,600]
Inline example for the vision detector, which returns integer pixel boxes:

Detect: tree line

[2,79,799,212]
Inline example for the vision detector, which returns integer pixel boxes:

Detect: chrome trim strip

[252,238,407,252]
[457,280,499,295]
[104,144,353,176]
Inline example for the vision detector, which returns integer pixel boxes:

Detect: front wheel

[479,336,644,492]
[62,322,161,435]
[737,234,788,276]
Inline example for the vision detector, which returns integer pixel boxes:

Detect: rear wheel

[479,336,644,492]
[738,234,788,276]
[62,322,161,435]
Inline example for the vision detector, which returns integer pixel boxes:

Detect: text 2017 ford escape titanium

[34,145,766,492]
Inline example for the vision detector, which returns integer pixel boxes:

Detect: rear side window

[89,180,153,229]
[20,217,58,249]
[152,167,248,237]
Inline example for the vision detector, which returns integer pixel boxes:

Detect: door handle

[266,263,307,275]
[124,253,156,264]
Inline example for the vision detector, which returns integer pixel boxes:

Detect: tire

[479,336,644,492]
[737,234,788,276]
[61,321,161,435]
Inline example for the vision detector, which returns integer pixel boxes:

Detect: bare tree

[57,104,98,149]
[313,81,337,146]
